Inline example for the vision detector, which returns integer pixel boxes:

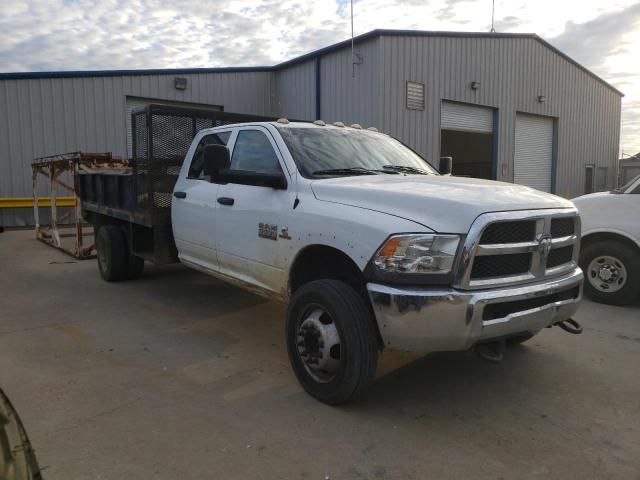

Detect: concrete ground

[0,229,639,480]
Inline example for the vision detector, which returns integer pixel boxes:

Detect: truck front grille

[471,253,531,279]
[455,210,580,289]
[546,245,574,269]
[480,221,536,244]
[550,217,575,238]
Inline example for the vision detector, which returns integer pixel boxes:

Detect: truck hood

[311,175,575,233]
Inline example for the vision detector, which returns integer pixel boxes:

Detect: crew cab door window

[229,130,282,174]
[188,131,232,179]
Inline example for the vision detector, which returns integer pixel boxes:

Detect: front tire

[580,240,640,306]
[286,280,379,405]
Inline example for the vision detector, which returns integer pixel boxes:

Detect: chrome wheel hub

[296,308,341,383]
[587,255,627,293]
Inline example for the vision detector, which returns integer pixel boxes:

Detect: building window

[596,166,608,191]
[406,81,425,110]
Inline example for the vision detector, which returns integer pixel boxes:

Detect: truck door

[171,130,232,271]
[214,126,294,294]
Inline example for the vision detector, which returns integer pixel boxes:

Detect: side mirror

[203,144,231,181]
[439,156,452,175]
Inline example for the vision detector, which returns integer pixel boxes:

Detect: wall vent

[406,81,425,110]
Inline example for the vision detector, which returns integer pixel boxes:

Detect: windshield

[613,174,640,193]
[279,127,438,178]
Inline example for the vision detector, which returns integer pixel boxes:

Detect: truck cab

[168,120,583,403]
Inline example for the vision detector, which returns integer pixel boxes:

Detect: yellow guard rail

[0,197,76,208]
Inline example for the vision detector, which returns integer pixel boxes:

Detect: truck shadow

[352,343,587,418]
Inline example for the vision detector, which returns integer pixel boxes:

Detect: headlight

[373,234,460,274]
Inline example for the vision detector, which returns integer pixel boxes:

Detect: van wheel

[286,280,378,405]
[580,240,640,306]
[96,225,127,282]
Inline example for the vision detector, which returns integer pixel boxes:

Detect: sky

[1,0,639,155]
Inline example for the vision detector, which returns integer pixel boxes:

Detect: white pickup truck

[573,174,640,305]
[81,106,584,404]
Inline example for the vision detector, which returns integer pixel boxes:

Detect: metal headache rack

[130,104,275,226]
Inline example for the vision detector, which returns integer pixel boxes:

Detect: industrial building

[0,29,623,227]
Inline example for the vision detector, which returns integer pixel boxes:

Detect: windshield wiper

[381,165,431,175]
[313,167,380,176]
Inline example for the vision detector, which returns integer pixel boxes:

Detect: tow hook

[554,318,583,335]
[474,339,506,363]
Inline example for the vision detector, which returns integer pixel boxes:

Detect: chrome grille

[480,221,536,244]
[550,217,575,238]
[455,209,580,289]
[471,253,532,279]
[547,245,573,269]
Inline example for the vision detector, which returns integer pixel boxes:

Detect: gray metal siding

[318,38,382,128]
[379,35,621,198]
[273,38,383,128]
[0,71,275,226]
[274,60,316,120]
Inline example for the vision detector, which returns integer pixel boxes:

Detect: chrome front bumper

[367,268,583,352]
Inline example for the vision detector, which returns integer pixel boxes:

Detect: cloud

[493,16,525,32]
[549,2,640,69]
[547,2,640,154]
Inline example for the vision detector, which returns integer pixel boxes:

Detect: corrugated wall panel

[0,70,275,226]
[318,38,381,129]
[379,35,621,198]
[274,60,315,120]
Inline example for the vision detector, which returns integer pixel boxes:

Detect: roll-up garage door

[514,113,554,192]
[125,97,223,158]
[441,101,493,133]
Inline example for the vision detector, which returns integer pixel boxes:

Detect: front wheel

[286,280,379,405]
[579,240,640,306]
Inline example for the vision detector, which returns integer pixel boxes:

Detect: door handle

[217,197,234,206]
[173,191,187,199]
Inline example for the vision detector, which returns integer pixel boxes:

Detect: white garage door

[514,113,554,192]
[125,97,223,158]
[441,101,494,133]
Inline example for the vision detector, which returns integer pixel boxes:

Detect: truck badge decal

[279,227,291,240]
[258,223,278,241]
[537,235,553,257]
